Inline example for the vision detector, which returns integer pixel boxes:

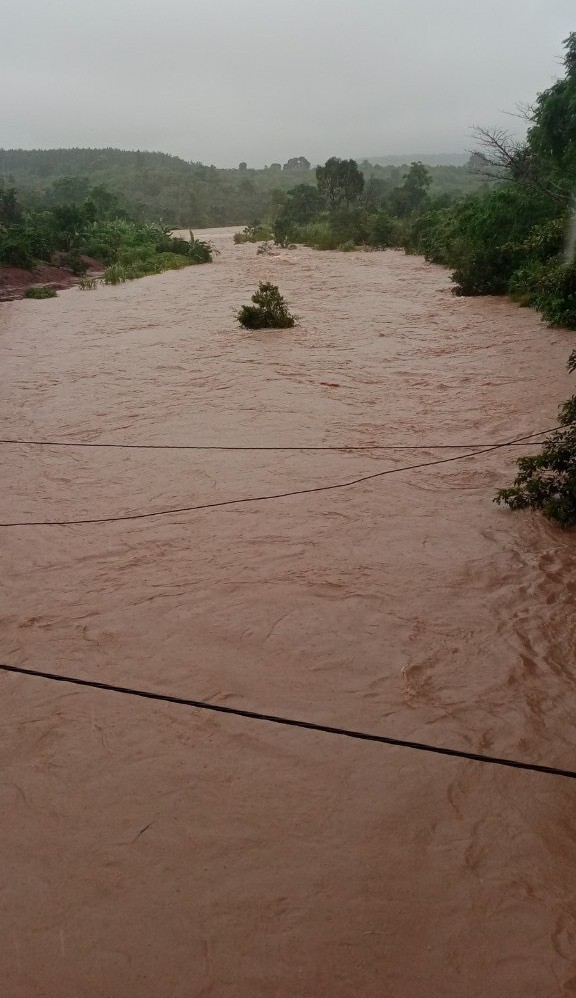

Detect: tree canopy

[315,157,365,207]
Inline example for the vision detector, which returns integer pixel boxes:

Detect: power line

[0,661,574,780]
[0,428,555,453]
[0,428,555,528]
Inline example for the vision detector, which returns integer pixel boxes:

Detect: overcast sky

[1,0,574,166]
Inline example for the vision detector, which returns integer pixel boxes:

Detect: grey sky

[1,0,574,166]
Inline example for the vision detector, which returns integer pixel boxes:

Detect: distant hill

[363,153,470,167]
[0,147,194,179]
[0,148,316,227]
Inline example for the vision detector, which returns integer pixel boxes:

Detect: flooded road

[1,228,576,997]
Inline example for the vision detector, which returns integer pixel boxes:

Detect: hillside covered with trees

[0,150,315,227]
[0,148,488,229]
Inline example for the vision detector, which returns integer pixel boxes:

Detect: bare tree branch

[468,126,570,205]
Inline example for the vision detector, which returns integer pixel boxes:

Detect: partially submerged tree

[237,282,296,329]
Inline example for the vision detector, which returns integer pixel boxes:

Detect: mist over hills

[363,153,470,167]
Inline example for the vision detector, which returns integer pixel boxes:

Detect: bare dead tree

[468,125,570,205]
[467,126,523,179]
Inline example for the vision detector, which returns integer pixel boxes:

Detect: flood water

[1,228,576,997]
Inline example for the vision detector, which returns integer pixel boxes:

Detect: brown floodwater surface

[1,230,576,997]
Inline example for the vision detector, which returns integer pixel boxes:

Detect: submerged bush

[495,353,576,526]
[102,247,210,285]
[78,275,98,290]
[294,221,340,250]
[24,285,57,299]
[234,222,273,244]
[156,235,191,256]
[187,235,213,263]
[272,216,295,247]
[154,252,191,270]
[452,247,520,296]
[237,282,296,329]
[102,263,129,284]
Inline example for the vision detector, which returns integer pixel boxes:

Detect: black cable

[0,428,556,528]
[1,662,574,780]
[0,428,556,453]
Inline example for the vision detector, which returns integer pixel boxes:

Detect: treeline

[270,158,441,250]
[0,147,487,228]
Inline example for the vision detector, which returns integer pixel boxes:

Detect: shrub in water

[154,252,190,271]
[187,236,213,263]
[495,353,576,526]
[78,275,98,290]
[24,285,57,299]
[234,223,273,244]
[102,263,128,284]
[237,282,296,329]
[296,221,340,251]
[257,241,276,256]
[102,249,205,285]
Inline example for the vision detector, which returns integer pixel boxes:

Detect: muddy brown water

[1,228,576,997]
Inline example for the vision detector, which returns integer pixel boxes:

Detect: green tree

[0,185,22,225]
[389,162,431,217]
[282,184,324,224]
[526,32,576,197]
[87,184,126,220]
[316,157,365,207]
[45,175,90,205]
[448,185,558,295]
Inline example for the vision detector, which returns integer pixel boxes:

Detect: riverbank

[0,256,104,301]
